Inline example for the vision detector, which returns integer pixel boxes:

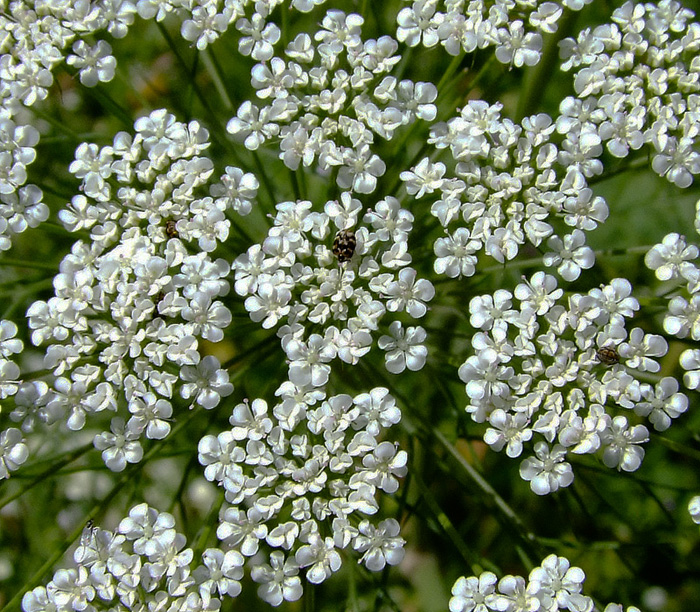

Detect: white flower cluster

[459,272,681,494]
[7,110,236,471]
[198,385,407,604]
[558,0,700,187]
[0,320,29,477]
[23,504,234,612]
[227,9,438,194]
[0,1,132,250]
[234,193,434,378]
[409,101,607,280]
[449,554,641,612]
[645,209,700,394]
[397,0,593,66]
[0,115,48,250]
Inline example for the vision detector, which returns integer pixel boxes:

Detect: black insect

[165,219,179,238]
[332,229,356,263]
[596,346,620,365]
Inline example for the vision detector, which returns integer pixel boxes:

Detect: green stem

[201,48,234,112]
[515,8,579,121]
[433,429,540,563]
[156,21,229,151]
[654,435,700,462]
[411,468,482,574]
[0,443,93,510]
[0,258,59,271]
[191,489,225,561]
[252,150,279,208]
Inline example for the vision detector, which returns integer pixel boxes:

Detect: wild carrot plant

[0,1,699,611]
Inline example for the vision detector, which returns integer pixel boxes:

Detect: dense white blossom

[458,272,663,486]
[450,554,640,612]
[558,1,700,186]
[4,0,698,609]
[196,386,406,602]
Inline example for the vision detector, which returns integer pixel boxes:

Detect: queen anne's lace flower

[450,554,641,612]
[226,9,437,196]
[234,193,434,383]
[458,272,664,487]
[559,2,700,187]
[196,385,406,602]
[415,101,608,279]
[16,111,233,470]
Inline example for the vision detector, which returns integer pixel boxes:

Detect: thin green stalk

[346,550,360,612]
[305,583,315,612]
[28,106,82,141]
[201,48,234,112]
[0,443,93,510]
[433,429,540,565]
[252,150,279,208]
[191,489,226,561]
[289,167,302,201]
[0,258,59,271]
[412,468,482,574]
[654,435,700,462]
[115,64,151,110]
[515,8,579,121]
[2,277,54,318]
[77,77,135,129]
[156,21,228,150]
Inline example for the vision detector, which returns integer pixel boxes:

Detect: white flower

[294,534,341,584]
[495,20,543,67]
[0,427,29,478]
[400,158,446,198]
[383,267,435,317]
[449,571,498,612]
[245,281,292,329]
[514,272,562,316]
[433,228,480,278]
[181,5,232,51]
[352,387,401,436]
[353,518,405,571]
[689,496,700,525]
[601,415,648,472]
[483,409,532,458]
[94,417,144,472]
[652,137,700,188]
[118,503,176,555]
[361,440,408,494]
[543,230,595,281]
[519,442,574,495]
[396,0,439,48]
[336,144,386,194]
[680,349,700,390]
[237,13,281,61]
[618,328,667,373]
[250,551,302,606]
[529,554,591,612]
[378,321,427,374]
[209,166,259,215]
[489,575,540,612]
[286,333,337,387]
[634,378,688,432]
[180,355,233,409]
[66,40,116,87]
[644,233,698,281]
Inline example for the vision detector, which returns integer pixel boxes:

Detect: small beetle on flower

[596,345,620,366]
[332,229,357,264]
